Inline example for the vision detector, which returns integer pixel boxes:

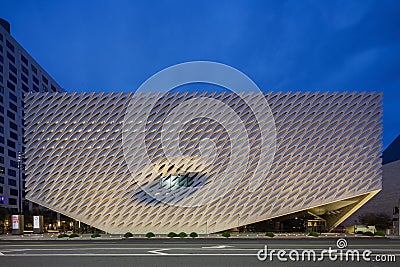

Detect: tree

[145,232,155,238]
[358,213,391,230]
[222,231,231,238]
[189,232,198,238]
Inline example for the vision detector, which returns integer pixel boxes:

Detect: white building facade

[24,91,382,234]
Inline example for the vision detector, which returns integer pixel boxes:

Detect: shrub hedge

[222,231,231,238]
[266,232,275,237]
[178,232,187,238]
[124,232,134,238]
[168,232,178,238]
[189,232,198,238]
[308,232,318,237]
[363,231,374,236]
[57,233,69,238]
[91,233,101,238]
[374,231,385,237]
[145,232,155,238]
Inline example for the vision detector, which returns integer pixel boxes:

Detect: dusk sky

[2,0,400,149]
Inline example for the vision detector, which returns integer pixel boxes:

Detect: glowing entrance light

[160,174,195,190]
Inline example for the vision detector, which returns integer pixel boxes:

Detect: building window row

[21,65,28,75]
[6,110,14,120]
[20,54,28,65]
[22,83,29,92]
[9,72,17,84]
[9,121,18,131]
[6,39,14,52]
[8,178,16,187]
[7,139,15,149]
[9,102,17,112]
[7,169,16,177]
[42,75,48,84]
[10,159,18,168]
[9,198,17,205]
[10,188,18,196]
[9,131,18,140]
[6,51,14,63]
[21,73,28,84]
[0,40,58,93]
[9,91,17,103]
[8,149,16,158]
[7,80,15,91]
[31,64,37,74]
[9,62,17,74]
[32,75,39,85]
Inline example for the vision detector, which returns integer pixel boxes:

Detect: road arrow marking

[148,249,170,255]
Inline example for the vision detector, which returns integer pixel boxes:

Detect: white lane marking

[0,249,31,254]
[1,252,400,257]
[0,247,256,252]
[201,245,233,249]
[3,247,400,252]
[148,249,170,255]
[4,248,158,251]
[0,253,256,256]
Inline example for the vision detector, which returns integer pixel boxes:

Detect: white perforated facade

[24,91,382,234]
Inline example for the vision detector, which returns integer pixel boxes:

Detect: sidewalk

[0,232,393,241]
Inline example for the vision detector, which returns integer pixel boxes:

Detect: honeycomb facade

[24,91,382,234]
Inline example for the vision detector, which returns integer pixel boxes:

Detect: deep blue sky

[2,0,400,149]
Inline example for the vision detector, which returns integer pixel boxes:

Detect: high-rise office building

[0,18,64,211]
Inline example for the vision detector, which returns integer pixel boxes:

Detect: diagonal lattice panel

[24,91,382,234]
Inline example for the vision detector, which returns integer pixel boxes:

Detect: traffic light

[0,195,5,204]
[394,206,399,215]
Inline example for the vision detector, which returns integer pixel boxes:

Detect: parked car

[354,225,376,234]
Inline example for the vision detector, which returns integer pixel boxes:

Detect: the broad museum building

[24,91,382,234]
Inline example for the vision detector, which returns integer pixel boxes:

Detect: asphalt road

[0,238,399,267]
